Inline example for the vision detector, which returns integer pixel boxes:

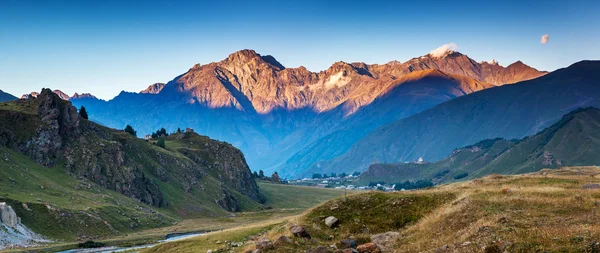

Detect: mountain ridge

[61,49,546,176]
[315,60,600,176]
[358,107,600,184]
[0,89,17,102]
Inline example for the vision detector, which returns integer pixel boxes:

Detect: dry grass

[396,167,600,252]
[147,167,600,252]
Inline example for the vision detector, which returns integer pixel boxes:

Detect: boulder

[290,225,311,239]
[325,216,339,228]
[309,246,331,253]
[273,235,293,246]
[255,239,274,250]
[340,239,357,249]
[0,202,19,228]
[356,243,381,253]
[370,232,400,252]
[582,183,600,190]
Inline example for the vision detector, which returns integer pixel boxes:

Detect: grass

[258,181,346,210]
[0,146,175,242]
[199,166,600,253]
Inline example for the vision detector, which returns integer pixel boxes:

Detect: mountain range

[0,89,17,102]
[37,49,546,178]
[358,106,600,184]
[317,60,600,176]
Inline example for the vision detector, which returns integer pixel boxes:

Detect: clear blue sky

[1,0,599,100]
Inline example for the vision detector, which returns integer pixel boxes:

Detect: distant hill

[358,107,600,184]
[0,89,17,102]
[317,61,600,175]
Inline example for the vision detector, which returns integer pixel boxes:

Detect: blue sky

[1,0,599,100]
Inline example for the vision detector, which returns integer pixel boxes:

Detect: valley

[143,166,600,253]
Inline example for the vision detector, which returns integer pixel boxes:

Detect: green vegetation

[151,127,169,139]
[152,166,600,253]
[258,182,344,210]
[359,107,600,186]
[78,105,88,119]
[156,137,166,148]
[453,172,468,179]
[124,124,137,136]
[0,146,175,241]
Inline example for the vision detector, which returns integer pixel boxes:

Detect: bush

[393,179,434,190]
[157,138,166,148]
[454,172,469,180]
[78,240,106,248]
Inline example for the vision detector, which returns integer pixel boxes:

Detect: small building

[185,128,194,133]
[315,184,328,188]
[144,134,152,140]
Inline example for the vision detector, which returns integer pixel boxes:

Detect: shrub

[157,138,166,148]
[78,240,106,248]
[454,172,468,180]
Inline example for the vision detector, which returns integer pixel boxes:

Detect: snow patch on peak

[324,72,351,89]
[487,59,501,66]
[429,43,459,58]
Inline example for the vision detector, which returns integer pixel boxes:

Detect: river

[56,232,206,253]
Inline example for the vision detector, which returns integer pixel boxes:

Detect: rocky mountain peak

[21,92,40,99]
[225,49,263,65]
[141,83,166,94]
[71,93,98,100]
[52,89,70,100]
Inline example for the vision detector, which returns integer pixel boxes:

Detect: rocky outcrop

[28,89,80,166]
[173,133,265,204]
[0,203,19,228]
[0,202,49,250]
[141,83,166,94]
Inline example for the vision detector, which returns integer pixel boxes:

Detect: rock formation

[0,202,19,228]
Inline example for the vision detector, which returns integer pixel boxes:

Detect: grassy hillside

[258,182,345,210]
[0,146,174,241]
[0,90,268,243]
[359,107,600,185]
[149,166,600,252]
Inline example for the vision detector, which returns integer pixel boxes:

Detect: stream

[56,232,206,253]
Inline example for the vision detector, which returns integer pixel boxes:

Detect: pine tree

[271,172,281,182]
[124,125,137,137]
[79,106,88,119]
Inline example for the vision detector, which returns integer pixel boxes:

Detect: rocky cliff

[0,202,19,228]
